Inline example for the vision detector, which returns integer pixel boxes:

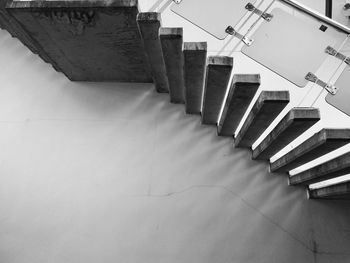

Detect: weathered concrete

[0,0,53,64]
[252,108,320,160]
[271,129,350,173]
[6,0,152,82]
[289,151,350,186]
[234,90,289,146]
[308,182,350,200]
[202,56,233,125]
[0,1,18,33]
[217,74,261,136]
[183,42,207,114]
[137,12,169,93]
[160,27,185,103]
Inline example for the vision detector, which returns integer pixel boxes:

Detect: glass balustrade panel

[171,0,256,40]
[242,7,345,87]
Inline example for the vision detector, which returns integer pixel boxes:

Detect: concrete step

[271,129,350,173]
[160,27,185,103]
[252,108,320,160]
[137,12,169,93]
[217,74,261,136]
[289,152,350,186]
[6,0,152,82]
[183,42,207,114]
[308,182,350,200]
[234,90,289,146]
[201,56,233,125]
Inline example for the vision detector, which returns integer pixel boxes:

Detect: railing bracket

[305,72,338,95]
[225,26,253,46]
[173,0,182,4]
[245,3,273,21]
[325,46,350,66]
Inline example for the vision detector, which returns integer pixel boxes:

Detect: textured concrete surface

[183,42,207,114]
[217,74,261,137]
[309,182,350,200]
[202,56,233,125]
[160,27,185,103]
[137,12,169,93]
[271,129,350,173]
[1,27,350,263]
[6,0,152,82]
[252,108,321,160]
[0,0,50,62]
[235,91,290,147]
[289,151,350,186]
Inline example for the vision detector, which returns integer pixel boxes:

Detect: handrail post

[325,0,332,18]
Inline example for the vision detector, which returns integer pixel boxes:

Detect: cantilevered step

[202,56,233,125]
[160,27,185,103]
[217,74,261,136]
[308,182,350,200]
[234,91,289,146]
[271,129,350,173]
[6,0,152,82]
[252,108,320,160]
[183,42,207,114]
[289,152,350,186]
[137,12,169,93]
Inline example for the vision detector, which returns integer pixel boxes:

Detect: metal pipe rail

[280,0,350,34]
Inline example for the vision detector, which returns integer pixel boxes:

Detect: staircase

[1,1,350,200]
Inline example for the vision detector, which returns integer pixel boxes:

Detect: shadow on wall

[0,28,350,263]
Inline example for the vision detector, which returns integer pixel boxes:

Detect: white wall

[1,1,350,262]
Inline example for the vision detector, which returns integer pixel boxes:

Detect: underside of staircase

[1,0,350,200]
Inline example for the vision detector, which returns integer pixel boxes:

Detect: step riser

[217,75,261,136]
[160,27,185,104]
[271,129,350,173]
[202,56,233,125]
[289,152,350,186]
[252,108,320,160]
[308,182,350,200]
[183,42,207,114]
[234,91,289,146]
[137,12,169,93]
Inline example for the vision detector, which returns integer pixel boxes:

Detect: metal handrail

[280,0,350,34]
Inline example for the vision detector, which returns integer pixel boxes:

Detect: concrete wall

[1,21,350,263]
[1,1,350,262]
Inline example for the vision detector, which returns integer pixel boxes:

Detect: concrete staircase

[137,12,350,200]
[1,1,350,200]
